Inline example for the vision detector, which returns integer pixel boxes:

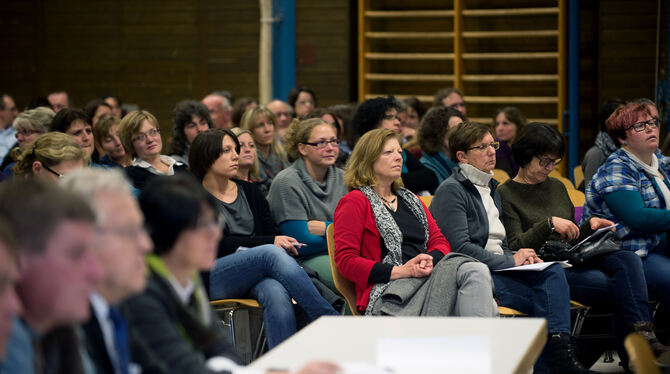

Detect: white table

[251,316,546,374]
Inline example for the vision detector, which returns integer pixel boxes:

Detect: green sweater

[497,177,592,251]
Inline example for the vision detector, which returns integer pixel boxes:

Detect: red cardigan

[333,189,451,313]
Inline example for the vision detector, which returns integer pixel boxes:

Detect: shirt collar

[167,275,195,305]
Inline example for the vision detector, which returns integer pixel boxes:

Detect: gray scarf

[595,131,618,156]
[359,186,429,315]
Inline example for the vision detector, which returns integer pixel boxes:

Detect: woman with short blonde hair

[13,132,88,181]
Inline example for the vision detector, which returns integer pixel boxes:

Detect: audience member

[229,127,259,182]
[202,92,233,129]
[434,87,467,117]
[190,129,338,348]
[0,222,20,361]
[102,95,124,117]
[84,99,113,127]
[497,121,668,367]
[399,96,426,141]
[330,103,358,155]
[417,106,464,187]
[47,91,70,113]
[119,110,188,190]
[61,168,156,374]
[0,93,18,165]
[239,106,288,196]
[351,96,438,194]
[169,100,213,166]
[266,99,293,139]
[334,128,497,316]
[581,98,626,187]
[1,107,55,176]
[583,102,670,322]
[94,114,127,168]
[12,132,88,181]
[51,108,96,161]
[24,97,52,111]
[231,97,257,127]
[304,109,349,167]
[125,174,339,374]
[267,118,347,290]
[493,106,526,177]
[287,87,317,119]
[432,122,597,374]
[0,179,102,373]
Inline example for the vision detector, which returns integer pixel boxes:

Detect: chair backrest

[419,195,433,207]
[567,189,586,207]
[492,169,510,184]
[555,175,576,191]
[625,332,661,374]
[573,164,584,189]
[326,224,360,316]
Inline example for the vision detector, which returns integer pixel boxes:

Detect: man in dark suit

[62,169,155,374]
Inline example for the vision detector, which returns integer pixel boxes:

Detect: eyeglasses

[626,118,659,132]
[302,139,341,150]
[195,214,224,231]
[15,129,42,138]
[132,128,160,143]
[96,225,148,240]
[467,141,500,151]
[537,156,562,168]
[43,164,63,179]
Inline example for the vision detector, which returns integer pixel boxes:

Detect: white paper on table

[494,260,572,272]
[569,224,617,251]
[376,336,491,374]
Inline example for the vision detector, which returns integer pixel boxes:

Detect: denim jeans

[208,244,338,348]
[642,247,670,317]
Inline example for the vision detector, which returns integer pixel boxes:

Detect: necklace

[377,193,397,211]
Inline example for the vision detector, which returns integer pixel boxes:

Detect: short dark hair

[597,98,625,132]
[51,108,91,133]
[287,87,317,113]
[434,87,464,107]
[231,97,257,126]
[511,122,565,168]
[0,178,95,255]
[189,128,240,180]
[83,99,111,122]
[170,100,214,157]
[448,122,492,161]
[606,102,653,146]
[402,97,427,119]
[25,97,52,111]
[494,106,526,130]
[419,106,465,155]
[351,96,401,147]
[139,174,218,256]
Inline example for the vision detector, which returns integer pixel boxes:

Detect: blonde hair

[283,118,336,161]
[12,107,55,132]
[344,128,403,191]
[118,110,160,160]
[230,127,259,179]
[13,132,90,177]
[239,106,287,162]
[94,114,121,149]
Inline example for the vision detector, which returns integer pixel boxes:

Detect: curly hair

[418,106,465,155]
[350,96,400,147]
[344,128,403,192]
[170,100,213,157]
[283,118,337,161]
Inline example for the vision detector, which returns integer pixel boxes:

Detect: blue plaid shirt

[582,148,670,256]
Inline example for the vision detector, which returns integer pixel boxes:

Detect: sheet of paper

[376,336,491,374]
[494,260,572,272]
[569,224,617,251]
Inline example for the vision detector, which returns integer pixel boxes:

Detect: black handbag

[538,229,621,266]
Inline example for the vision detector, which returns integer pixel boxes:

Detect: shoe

[631,321,670,357]
[547,333,599,374]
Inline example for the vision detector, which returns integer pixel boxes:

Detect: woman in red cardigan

[333,128,497,316]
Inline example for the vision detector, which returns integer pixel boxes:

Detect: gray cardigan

[430,166,516,271]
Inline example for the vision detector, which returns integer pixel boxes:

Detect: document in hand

[494,260,572,272]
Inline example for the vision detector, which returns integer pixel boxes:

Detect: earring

[622,140,627,145]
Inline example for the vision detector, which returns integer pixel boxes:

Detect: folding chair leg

[252,321,266,359]
[228,309,238,346]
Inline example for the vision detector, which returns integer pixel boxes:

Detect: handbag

[538,229,621,266]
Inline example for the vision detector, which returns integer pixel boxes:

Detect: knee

[459,262,492,282]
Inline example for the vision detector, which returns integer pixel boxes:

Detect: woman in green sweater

[497,122,668,364]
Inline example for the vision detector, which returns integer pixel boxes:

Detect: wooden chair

[492,168,510,184]
[419,195,433,207]
[573,165,584,189]
[555,175,577,191]
[498,306,528,317]
[326,224,360,316]
[625,332,661,374]
[567,189,586,207]
[211,298,266,361]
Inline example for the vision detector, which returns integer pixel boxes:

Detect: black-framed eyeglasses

[302,139,341,150]
[132,128,160,143]
[537,156,562,168]
[467,141,500,151]
[43,164,63,179]
[626,118,659,132]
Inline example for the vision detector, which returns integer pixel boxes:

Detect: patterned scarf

[359,186,429,315]
[595,131,618,156]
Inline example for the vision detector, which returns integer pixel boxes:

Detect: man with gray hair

[266,99,293,139]
[60,168,155,374]
[202,92,233,129]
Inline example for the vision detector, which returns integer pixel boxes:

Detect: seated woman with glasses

[12,132,88,181]
[581,101,670,342]
[189,128,338,349]
[125,174,339,374]
[267,118,348,291]
[119,110,188,190]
